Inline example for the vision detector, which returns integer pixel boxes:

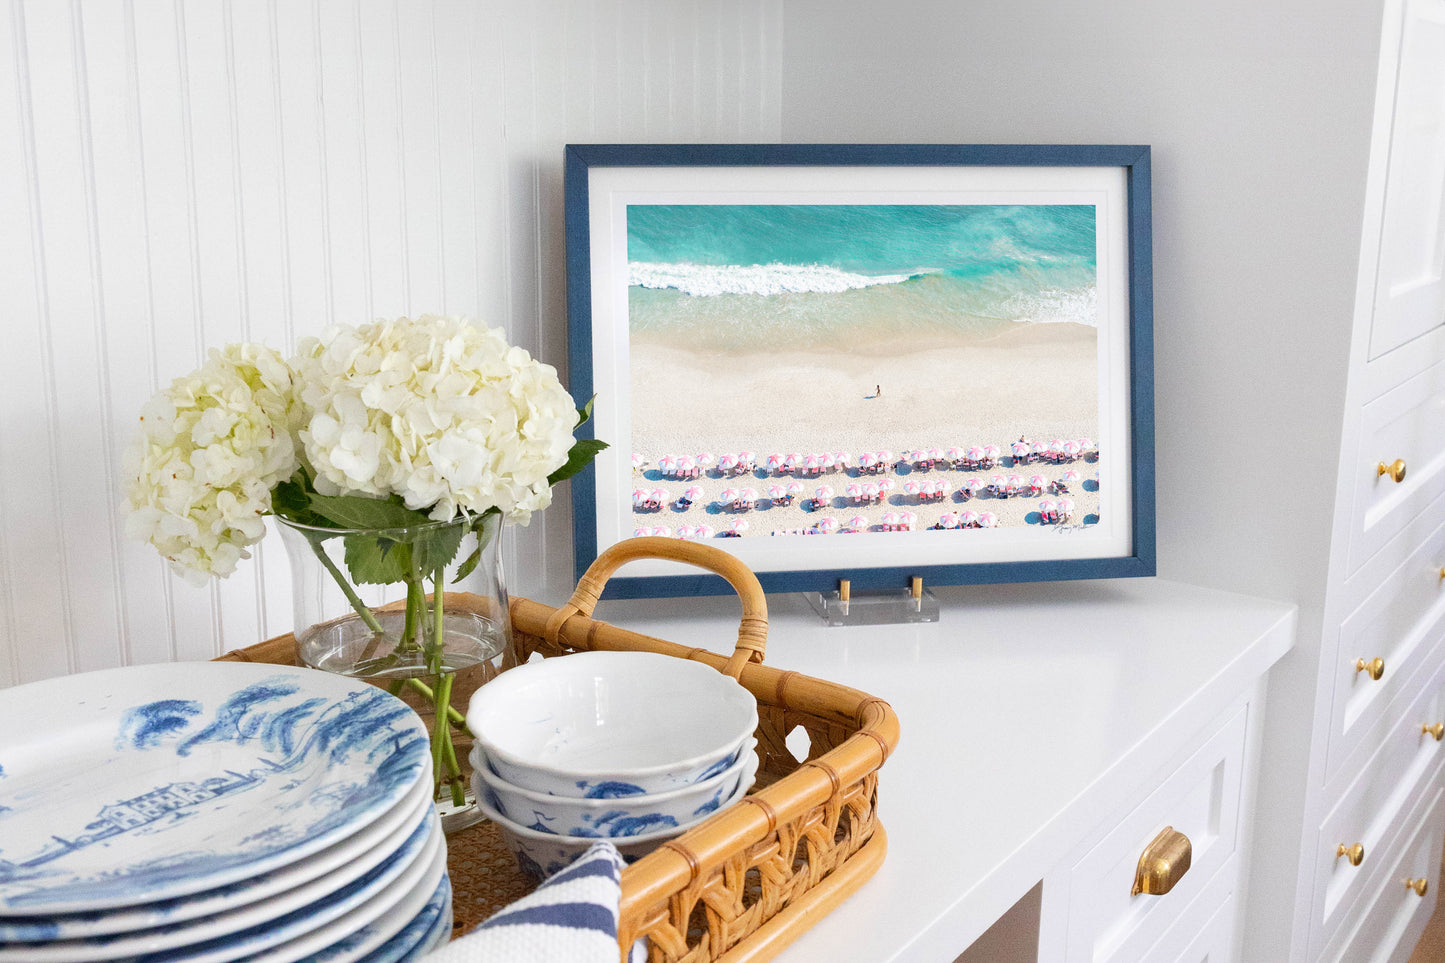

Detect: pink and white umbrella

[857,452,877,469]
[877,449,894,464]
[632,488,649,507]
[650,526,672,538]
[740,487,759,507]
[899,511,918,531]
[738,451,756,468]
[909,449,927,465]
[878,477,896,494]
[983,444,1002,461]
[927,447,945,461]
[932,480,948,496]
[960,510,980,527]
[676,525,696,539]
[1048,440,1065,457]
[1039,499,1056,516]
[964,477,983,492]
[1061,441,1080,459]
[1032,441,1050,457]
[1011,440,1031,458]
[695,451,715,467]
[719,488,740,504]
[650,488,668,505]
[768,484,789,500]
[821,452,837,470]
[727,518,749,534]
[861,483,880,501]
[939,512,960,529]
[1057,497,1075,516]
[813,485,834,504]
[1007,475,1024,490]
[946,446,966,461]
[675,455,696,475]
[631,452,647,469]
[765,453,785,472]
[1077,438,1094,454]
[683,485,704,502]
[848,514,870,531]
[785,452,803,470]
[717,454,738,472]
[803,454,824,472]
[991,475,1008,488]
[905,480,923,496]
[880,511,900,529]
[833,451,852,469]
[1062,470,1081,483]
[694,524,715,539]
[978,511,998,528]
[657,454,677,476]
[966,446,985,462]
[632,528,649,537]
[815,516,838,533]
[846,483,864,502]
[787,481,804,495]
[1029,475,1047,490]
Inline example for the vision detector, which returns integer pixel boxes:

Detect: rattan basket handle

[543,536,767,679]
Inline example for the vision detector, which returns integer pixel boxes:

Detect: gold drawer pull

[1337,843,1365,866]
[1407,877,1430,896]
[1378,459,1408,483]
[1424,723,1445,741]
[1132,826,1192,896]
[1355,657,1386,681]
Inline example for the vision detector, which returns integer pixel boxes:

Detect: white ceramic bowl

[470,739,758,837]
[472,761,755,884]
[466,651,758,797]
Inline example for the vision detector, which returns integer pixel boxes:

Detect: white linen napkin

[424,840,644,963]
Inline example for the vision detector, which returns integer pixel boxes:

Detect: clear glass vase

[276,511,510,833]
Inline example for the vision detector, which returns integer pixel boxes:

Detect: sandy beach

[627,321,1101,537]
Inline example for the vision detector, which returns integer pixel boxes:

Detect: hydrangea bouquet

[122,315,605,807]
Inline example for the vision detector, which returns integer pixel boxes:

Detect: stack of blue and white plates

[0,662,451,962]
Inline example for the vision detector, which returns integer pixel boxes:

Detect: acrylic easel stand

[805,577,940,627]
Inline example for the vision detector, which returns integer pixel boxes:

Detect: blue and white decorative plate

[0,663,431,915]
[232,828,448,963]
[0,808,439,962]
[350,872,451,963]
[0,778,434,944]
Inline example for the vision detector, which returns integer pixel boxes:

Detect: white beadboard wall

[0,0,782,687]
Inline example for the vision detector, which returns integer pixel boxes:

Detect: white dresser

[1244,0,1445,959]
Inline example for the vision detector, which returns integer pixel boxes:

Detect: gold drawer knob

[1407,877,1430,896]
[1337,843,1365,866]
[1424,723,1445,741]
[1378,459,1408,483]
[1355,657,1386,681]
[1132,826,1192,896]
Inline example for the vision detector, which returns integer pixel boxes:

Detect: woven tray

[218,536,898,962]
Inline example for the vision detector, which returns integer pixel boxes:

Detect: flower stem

[402,677,466,728]
[304,534,385,635]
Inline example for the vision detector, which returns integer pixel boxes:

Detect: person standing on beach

[876,384,882,399]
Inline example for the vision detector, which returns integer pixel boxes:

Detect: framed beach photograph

[564,144,1154,598]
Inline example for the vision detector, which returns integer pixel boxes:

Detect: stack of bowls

[467,651,759,882]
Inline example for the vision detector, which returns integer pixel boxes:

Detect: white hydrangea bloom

[121,343,299,584]
[292,315,578,524]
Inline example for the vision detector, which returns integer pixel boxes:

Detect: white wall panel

[0,0,782,685]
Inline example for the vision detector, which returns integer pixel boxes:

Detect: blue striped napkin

[423,841,644,962]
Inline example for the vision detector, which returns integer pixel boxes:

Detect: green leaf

[344,534,412,585]
[575,396,596,428]
[270,473,331,528]
[548,438,609,487]
[305,492,435,531]
[412,523,466,576]
[452,510,502,582]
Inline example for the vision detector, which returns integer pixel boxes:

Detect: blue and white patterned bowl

[470,739,757,838]
[472,767,755,884]
[466,651,757,798]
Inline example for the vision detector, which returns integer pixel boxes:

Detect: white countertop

[592,576,1296,962]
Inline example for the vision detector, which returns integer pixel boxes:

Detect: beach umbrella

[741,488,759,506]
[1063,470,1081,483]
[862,483,880,500]
[819,452,836,470]
[899,511,918,531]
[765,453,784,472]
[833,451,852,469]
[738,450,756,467]
[719,488,739,504]
[991,475,1007,487]
[933,481,948,496]
[946,446,966,461]
[1062,441,1080,459]
[803,454,824,471]
[651,526,672,538]
[632,488,649,506]
[657,454,677,475]
[846,483,864,501]
[905,480,922,496]
[857,452,877,469]
[718,454,738,472]
[728,518,749,534]
[1039,499,1056,514]
[984,444,1002,460]
[768,485,788,500]
[880,511,900,528]
[1032,441,1049,457]
[1030,475,1047,489]
[927,447,945,461]
[675,455,696,474]
[966,446,985,462]
[650,489,668,505]
[684,485,704,501]
[1007,474,1024,488]
[631,452,646,469]
[964,477,983,492]
[1011,441,1031,458]
[785,452,803,469]
[676,525,695,539]
[877,449,894,465]
[633,528,649,538]
[979,512,998,528]
[848,514,870,531]
[814,485,834,502]
[878,477,896,493]
[695,525,715,539]
[695,451,715,467]
[961,510,980,527]
[787,481,804,495]
[816,516,838,533]
[1057,497,1075,515]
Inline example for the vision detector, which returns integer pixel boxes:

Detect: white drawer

[1321,788,1443,963]
[1313,666,1444,946]
[1348,358,1445,575]
[1063,705,1247,963]
[1326,508,1445,784]
[1141,857,1237,962]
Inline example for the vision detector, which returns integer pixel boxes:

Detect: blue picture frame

[565,143,1154,599]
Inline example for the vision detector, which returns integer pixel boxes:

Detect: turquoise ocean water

[627,204,1097,351]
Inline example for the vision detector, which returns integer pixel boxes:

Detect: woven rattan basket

[219,536,898,962]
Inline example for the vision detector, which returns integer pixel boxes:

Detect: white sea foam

[1001,286,1098,327]
[629,261,917,297]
